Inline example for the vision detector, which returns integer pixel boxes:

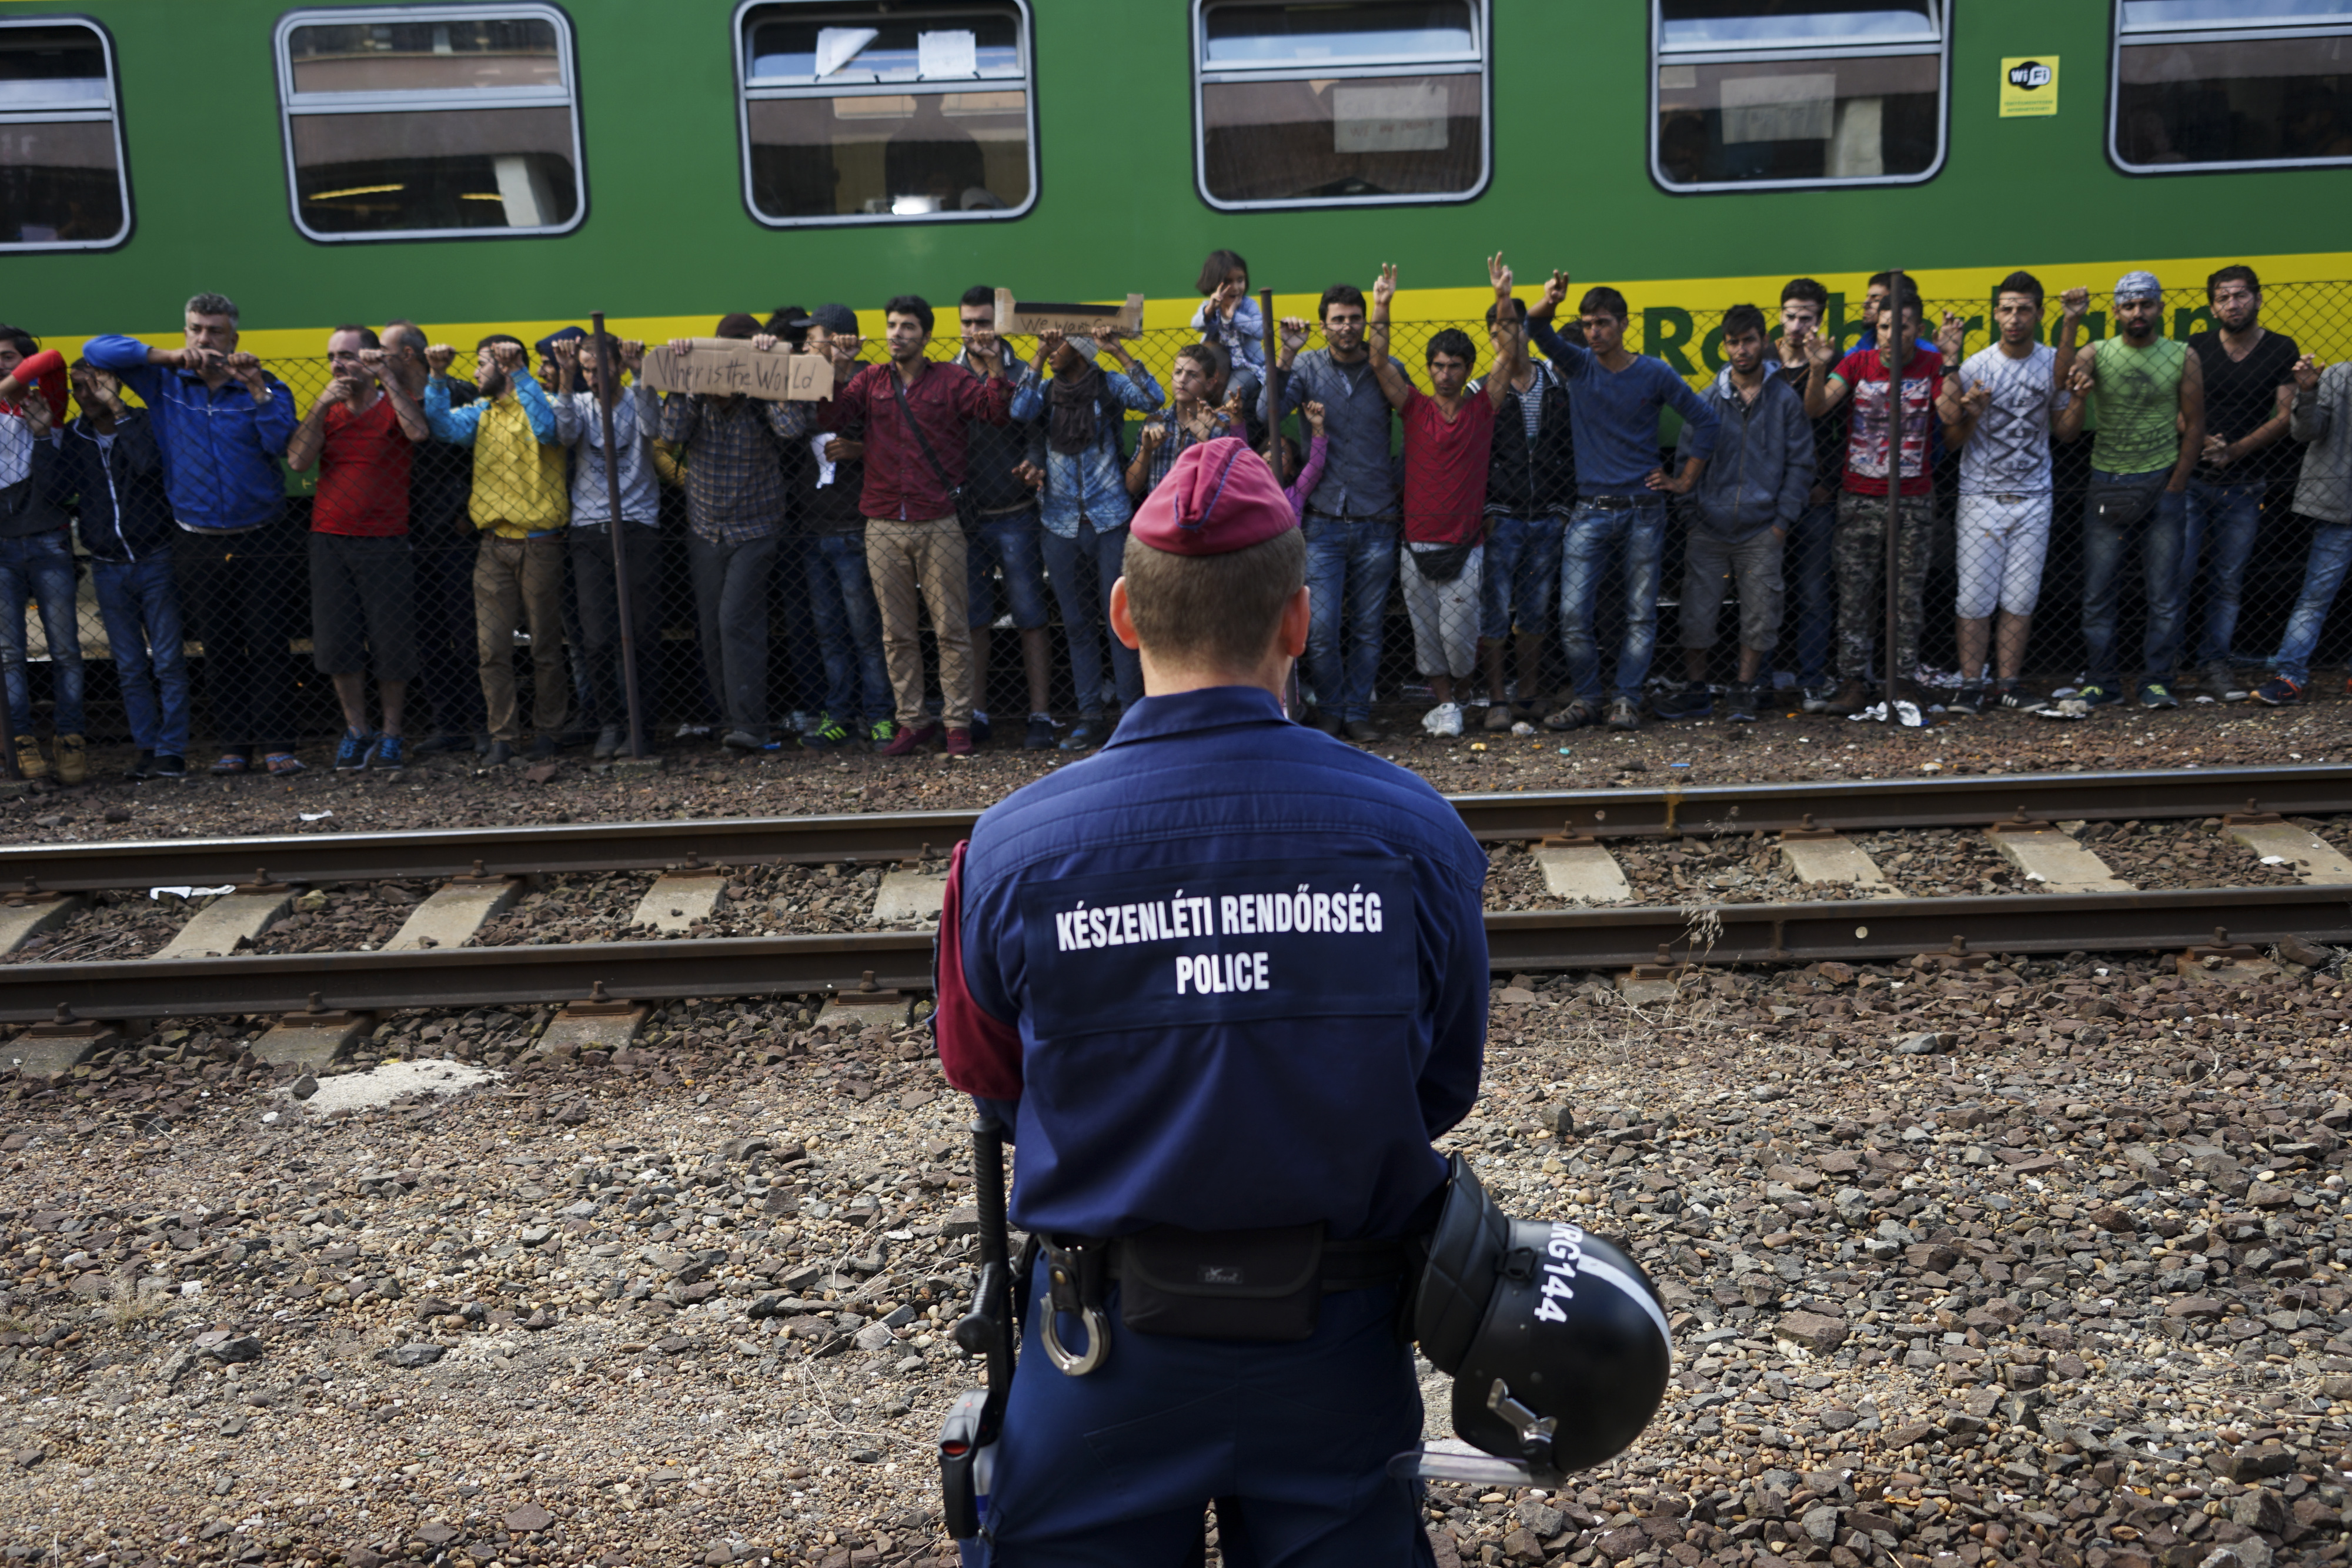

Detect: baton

[940,1108,1016,1539]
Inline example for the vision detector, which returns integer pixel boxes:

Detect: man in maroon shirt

[285,325,430,770]
[1367,255,1519,737]
[817,295,1015,757]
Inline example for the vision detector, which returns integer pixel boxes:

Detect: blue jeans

[2080,470,2189,688]
[1302,513,1398,722]
[1478,513,1564,640]
[2271,519,2352,684]
[1559,498,1666,703]
[1789,496,1838,686]
[965,510,1051,630]
[805,531,890,723]
[0,530,85,738]
[91,553,190,757]
[2182,477,2266,665]
[1040,519,1141,715]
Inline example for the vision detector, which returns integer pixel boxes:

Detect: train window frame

[1648,1,1952,195]
[1189,0,1495,213]
[272,2,588,245]
[2107,0,2352,175]
[731,0,1040,229]
[0,15,132,253]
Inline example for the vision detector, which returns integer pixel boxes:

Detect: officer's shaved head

[1121,528,1306,672]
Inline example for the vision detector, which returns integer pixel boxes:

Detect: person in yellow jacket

[425,334,570,766]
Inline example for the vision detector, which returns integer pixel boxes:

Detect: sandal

[209,753,249,775]
[264,751,306,776]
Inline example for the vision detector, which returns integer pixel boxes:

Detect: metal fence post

[591,311,647,760]
[1882,268,1905,720]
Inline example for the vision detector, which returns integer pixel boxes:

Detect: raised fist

[2060,286,2090,317]
[425,344,456,375]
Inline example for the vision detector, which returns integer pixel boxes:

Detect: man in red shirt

[816,295,1015,758]
[1800,287,1950,713]
[1367,255,1519,738]
[286,325,430,770]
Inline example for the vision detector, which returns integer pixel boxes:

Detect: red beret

[1129,436,1297,557]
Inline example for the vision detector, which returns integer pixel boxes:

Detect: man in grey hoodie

[1655,305,1812,723]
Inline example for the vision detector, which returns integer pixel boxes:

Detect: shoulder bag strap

[890,366,961,504]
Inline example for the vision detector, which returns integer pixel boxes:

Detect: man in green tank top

[2054,270,2206,710]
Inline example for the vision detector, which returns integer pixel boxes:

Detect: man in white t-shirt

[1936,273,2088,713]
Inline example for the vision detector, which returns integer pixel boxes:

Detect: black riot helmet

[1414,1156,1673,1474]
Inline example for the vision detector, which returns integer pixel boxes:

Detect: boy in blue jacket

[1654,305,1812,724]
[59,362,190,778]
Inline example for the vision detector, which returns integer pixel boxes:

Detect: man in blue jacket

[58,362,189,780]
[1006,327,1162,750]
[85,293,302,775]
[1654,305,1812,725]
[1526,270,1719,734]
[934,436,1485,1562]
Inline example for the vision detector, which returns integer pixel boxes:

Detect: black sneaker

[1651,682,1714,720]
[150,753,186,779]
[122,749,155,781]
[333,727,377,771]
[1024,714,1057,750]
[530,734,562,760]
[1948,682,1989,716]
[2139,680,2179,710]
[970,711,993,745]
[480,740,516,769]
[1993,681,2046,711]
[1725,683,1760,723]
[801,714,851,750]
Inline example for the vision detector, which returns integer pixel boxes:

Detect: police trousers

[975,1259,1435,1566]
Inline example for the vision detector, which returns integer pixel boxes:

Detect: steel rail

[2,884,2346,1027]
[3,765,2348,895]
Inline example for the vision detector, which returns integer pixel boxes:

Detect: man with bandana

[2054,271,2206,711]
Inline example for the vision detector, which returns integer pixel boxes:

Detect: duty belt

[1038,1228,1414,1376]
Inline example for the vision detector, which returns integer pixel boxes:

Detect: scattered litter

[259,1112,278,1124]
[2261,855,2288,865]
[1557,747,1572,755]
[1511,721,1536,737]
[1846,701,1924,728]
[269,1058,504,1114]
[2038,698,2091,720]
[149,885,235,901]
[180,1281,203,1298]
[1469,742,1487,752]
[1668,762,1690,769]
[2193,695,2216,704]
[298,810,334,822]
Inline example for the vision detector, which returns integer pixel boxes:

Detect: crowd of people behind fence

[0,247,2347,783]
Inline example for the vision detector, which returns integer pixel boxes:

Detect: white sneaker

[1422,701,1464,738]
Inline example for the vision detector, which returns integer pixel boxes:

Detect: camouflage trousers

[1834,490,1935,681]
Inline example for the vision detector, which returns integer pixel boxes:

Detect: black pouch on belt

[1116,1222,1324,1342]
[2087,474,2164,529]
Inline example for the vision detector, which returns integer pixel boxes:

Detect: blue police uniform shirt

[934,684,1489,1243]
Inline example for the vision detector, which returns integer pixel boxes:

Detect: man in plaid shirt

[657,313,808,751]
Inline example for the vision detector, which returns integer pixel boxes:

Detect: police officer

[934,435,1490,1562]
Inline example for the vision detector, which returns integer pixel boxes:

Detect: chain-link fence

[4,283,2348,777]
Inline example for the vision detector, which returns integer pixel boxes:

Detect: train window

[0,19,131,251]
[274,5,584,242]
[1192,1,1492,210]
[1651,1,1949,192]
[2113,0,2352,172]
[735,2,1037,226]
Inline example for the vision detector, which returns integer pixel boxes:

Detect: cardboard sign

[1999,56,2057,119]
[993,290,1145,340]
[636,339,827,401]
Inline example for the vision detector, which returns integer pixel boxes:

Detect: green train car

[8,0,2352,358]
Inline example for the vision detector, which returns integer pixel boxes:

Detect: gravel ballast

[5,942,2352,1567]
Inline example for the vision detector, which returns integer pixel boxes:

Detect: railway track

[3,766,2350,1060]
[2,763,2346,892]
